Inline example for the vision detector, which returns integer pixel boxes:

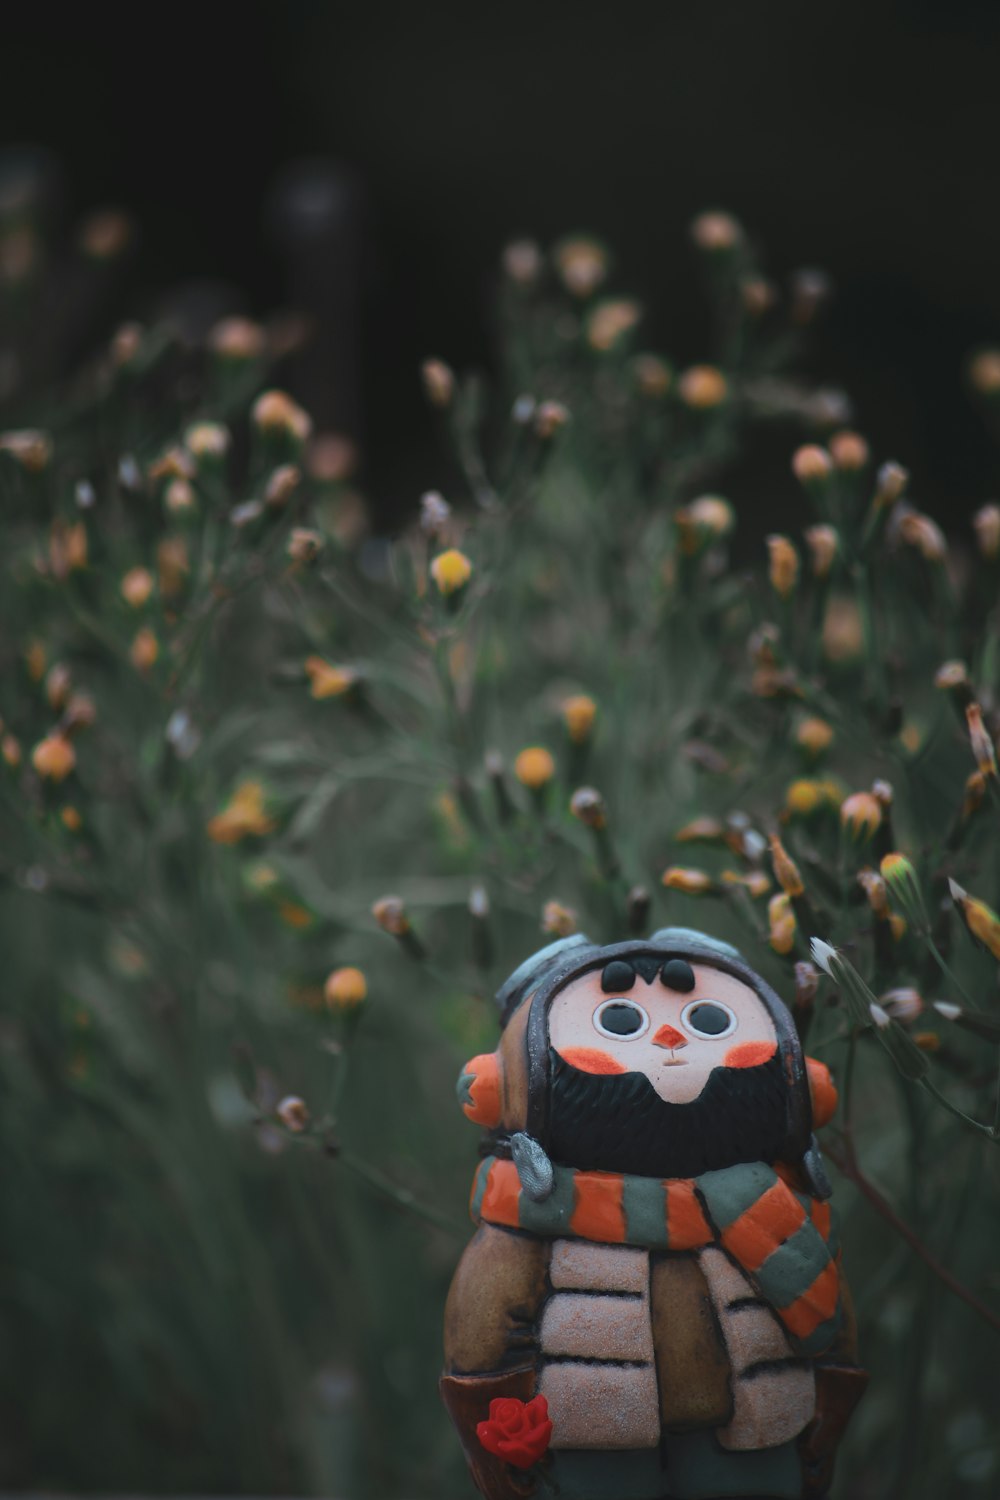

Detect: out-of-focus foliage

[2,164,1000,1499]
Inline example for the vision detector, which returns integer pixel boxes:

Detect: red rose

[476,1393,553,1469]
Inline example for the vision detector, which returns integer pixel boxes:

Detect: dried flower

[420,358,455,408]
[420,491,451,535]
[324,967,368,1009]
[78,208,132,260]
[535,401,570,439]
[857,869,890,920]
[111,322,143,368]
[287,528,324,565]
[430,548,472,597]
[45,663,72,712]
[822,597,864,661]
[209,316,265,361]
[632,354,672,398]
[569,786,606,829]
[804,523,839,579]
[32,734,76,783]
[276,1096,310,1133]
[514,747,556,789]
[586,298,642,352]
[966,703,997,777]
[2,734,22,768]
[308,432,358,483]
[553,236,608,298]
[165,478,196,515]
[0,429,52,472]
[662,866,715,895]
[840,791,883,841]
[121,566,154,608]
[148,447,195,483]
[768,893,796,954]
[934,660,970,693]
[678,365,728,410]
[157,538,190,598]
[675,495,735,555]
[767,534,799,599]
[881,988,924,1024]
[562,695,597,744]
[304,658,358,700]
[898,510,946,563]
[948,878,1000,959]
[207,781,276,845]
[252,390,312,443]
[502,239,543,286]
[794,962,819,1011]
[130,627,159,672]
[874,461,909,508]
[265,464,301,509]
[794,717,834,758]
[690,211,742,251]
[25,641,47,682]
[542,900,578,937]
[829,430,870,471]
[972,503,1000,560]
[968,349,1000,395]
[185,421,231,459]
[372,895,411,936]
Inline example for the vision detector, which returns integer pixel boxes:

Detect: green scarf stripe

[469,1157,491,1221]
[519,1163,576,1235]
[622,1174,670,1247]
[695,1161,778,1230]
[456,1071,475,1110]
[753,1219,833,1309]
[797,1313,842,1359]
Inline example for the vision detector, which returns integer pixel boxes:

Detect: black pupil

[600,1002,644,1036]
[687,1003,730,1036]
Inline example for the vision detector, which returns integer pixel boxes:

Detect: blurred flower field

[2,177,1000,1498]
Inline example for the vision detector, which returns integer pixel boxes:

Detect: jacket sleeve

[442,1224,549,1500]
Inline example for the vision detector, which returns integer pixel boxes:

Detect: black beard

[547,1046,790,1179]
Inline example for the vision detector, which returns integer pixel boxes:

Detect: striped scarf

[471,1154,842,1358]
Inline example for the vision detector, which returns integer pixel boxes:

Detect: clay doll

[441,928,867,1500]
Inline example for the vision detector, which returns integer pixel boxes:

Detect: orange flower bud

[678,365,728,410]
[840,791,882,841]
[769,834,804,898]
[324,967,367,1009]
[767,534,799,599]
[514,747,556,789]
[661,866,715,895]
[32,734,76,782]
[768,893,796,954]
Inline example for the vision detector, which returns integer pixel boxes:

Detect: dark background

[5,0,1000,522]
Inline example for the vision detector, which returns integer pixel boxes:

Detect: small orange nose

[653,1023,687,1050]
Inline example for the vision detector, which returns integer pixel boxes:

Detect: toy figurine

[441,929,867,1500]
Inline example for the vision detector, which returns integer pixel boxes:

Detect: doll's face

[548,959,777,1104]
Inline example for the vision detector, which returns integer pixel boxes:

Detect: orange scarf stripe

[666,1179,713,1248]
[781,1259,841,1339]
[480,1158,522,1228]
[570,1170,627,1242]
[720,1179,807,1272]
[810,1199,832,1240]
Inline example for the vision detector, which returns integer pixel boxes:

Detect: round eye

[594,999,650,1040]
[681,1000,737,1039]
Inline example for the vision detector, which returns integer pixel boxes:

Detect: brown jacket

[441,1223,866,1500]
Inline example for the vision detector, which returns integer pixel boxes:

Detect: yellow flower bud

[769,834,804,898]
[661,866,715,895]
[304,657,358,700]
[515,747,556,789]
[767,534,799,599]
[430,548,472,597]
[252,390,312,443]
[791,445,832,485]
[794,717,834,758]
[32,734,76,782]
[121,567,154,608]
[678,365,728,410]
[768,893,796,954]
[948,879,1000,960]
[130,627,159,672]
[586,298,642,352]
[324,966,368,1009]
[828,430,870,471]
[562,695,597,744]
